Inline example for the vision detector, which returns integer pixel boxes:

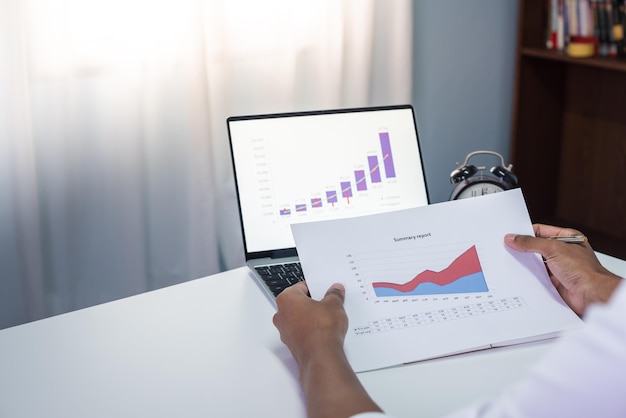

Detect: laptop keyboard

[255,262,305,297]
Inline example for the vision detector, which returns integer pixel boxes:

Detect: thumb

[323,283,346,305]
[504,233,549,254]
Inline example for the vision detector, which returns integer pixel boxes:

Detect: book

[547,0,558,49]
[605,0,619,56]
[290,189,583,372]
[614,0,626,56]
[547,0,626,58]
[596,0,609,56]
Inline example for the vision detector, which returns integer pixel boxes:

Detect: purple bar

[341,181,353,199]
[368,156,382,183]
[355,170,367,191]
[311,198,322,208]
[379,132,396,178]
[295,204,307,212]
[279,208,291,216]
[326,191,338,205]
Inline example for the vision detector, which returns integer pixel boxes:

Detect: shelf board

[521,47,626,73]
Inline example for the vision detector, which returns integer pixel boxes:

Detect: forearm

[299,345,382,418]
[273,283,382,417]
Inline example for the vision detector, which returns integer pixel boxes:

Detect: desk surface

[0,253,624,418]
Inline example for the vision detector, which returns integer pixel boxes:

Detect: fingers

[288,280,310,295]
[505,223,591,260]
[273,282,349,362]
[533,223,582,239]
[275,281,309,303]
[273,282,344,330]
[277,281,344,304]
[273,282,309,328]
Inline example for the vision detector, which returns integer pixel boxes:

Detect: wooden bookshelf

[511,0,626,260]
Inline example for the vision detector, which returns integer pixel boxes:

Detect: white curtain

[0,0,412,328]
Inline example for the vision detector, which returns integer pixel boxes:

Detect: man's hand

[505,224,622,315]
[273,282,382,418]
[273,281,348,366]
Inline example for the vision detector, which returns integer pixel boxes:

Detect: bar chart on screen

[257,130,409,222]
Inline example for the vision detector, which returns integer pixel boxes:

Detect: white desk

[0,253,624,418]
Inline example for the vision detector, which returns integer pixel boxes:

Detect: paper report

[290,189,583,372]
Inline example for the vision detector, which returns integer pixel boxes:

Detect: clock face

[454,181,506,199]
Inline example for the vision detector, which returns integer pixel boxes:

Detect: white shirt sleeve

[444,280,626,418]
[351,281,626,418]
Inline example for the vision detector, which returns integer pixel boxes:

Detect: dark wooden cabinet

[511,0,626,259]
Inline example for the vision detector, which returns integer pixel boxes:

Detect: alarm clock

[449,150,518,200]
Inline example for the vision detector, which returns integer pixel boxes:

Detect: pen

[549,235,587,243]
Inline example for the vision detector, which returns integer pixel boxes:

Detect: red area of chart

[372,246,482,292]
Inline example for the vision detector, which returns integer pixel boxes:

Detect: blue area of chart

[373,272,488,297]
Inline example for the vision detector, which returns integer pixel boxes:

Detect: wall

[412,1,519,203]
[0,2,519,331]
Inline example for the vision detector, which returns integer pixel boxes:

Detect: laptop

[227,105,430,305]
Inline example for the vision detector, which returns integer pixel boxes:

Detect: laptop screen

[228,105,429,256]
